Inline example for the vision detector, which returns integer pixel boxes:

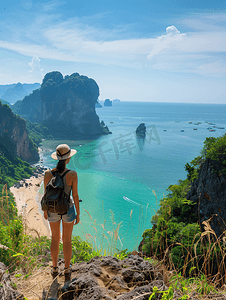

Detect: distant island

[104,99,112,106]
[97,99,121,107]
[102,99,121,107]
[113,99,121,104]
[12,71,111,138]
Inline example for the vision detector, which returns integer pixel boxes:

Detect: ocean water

[39,102,226,251]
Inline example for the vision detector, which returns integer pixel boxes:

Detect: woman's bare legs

[62,221,74,269]
[49,221,61,268]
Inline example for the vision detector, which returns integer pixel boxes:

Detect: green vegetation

[185,135,226,177]
[26,120,53,148]
[149,271,219,299]
[11,88,42,122]
[0,182,130,272]
[0,185,18,226]
[141,134,226,286]
[0,100,23,123]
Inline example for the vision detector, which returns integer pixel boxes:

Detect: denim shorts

[47,205,76,223]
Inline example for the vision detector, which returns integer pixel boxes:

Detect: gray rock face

[0,262,24,300]
[186,155,226,238]
[0,102,39,162]
[58,255,167,300]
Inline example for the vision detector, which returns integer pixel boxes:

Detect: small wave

[123,196,141,206]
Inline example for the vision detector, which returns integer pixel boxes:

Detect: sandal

[64,267,72,281]
[51,267,59,279]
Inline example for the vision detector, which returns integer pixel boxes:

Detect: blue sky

[0,0,226,103]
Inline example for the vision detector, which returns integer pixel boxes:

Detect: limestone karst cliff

[12,88,42,122]
[12,71,111,138]
[0,102,39,162]
[186,153,226,238]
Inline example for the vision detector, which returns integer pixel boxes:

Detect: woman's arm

[71,171,80,225]
[44,170,52,190]
[43,170,53,220]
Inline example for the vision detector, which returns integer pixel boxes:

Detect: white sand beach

[10,173,50,239]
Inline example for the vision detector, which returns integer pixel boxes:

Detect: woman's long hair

[52,159,66,173]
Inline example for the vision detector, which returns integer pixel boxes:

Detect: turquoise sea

[39,102,226,251]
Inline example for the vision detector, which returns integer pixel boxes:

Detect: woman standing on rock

[43,144,80,280]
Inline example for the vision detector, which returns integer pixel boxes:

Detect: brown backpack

[41,170,71,215]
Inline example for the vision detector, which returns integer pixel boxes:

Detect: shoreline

[10,171,51,239]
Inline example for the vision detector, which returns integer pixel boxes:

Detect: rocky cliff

[186,154,226,238]
[12,88,42,122]
[12,71,111,138]
[0,102,39,162]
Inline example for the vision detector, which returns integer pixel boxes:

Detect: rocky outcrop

[186,155,226,238]
[43,255,171,300]
[104,99,112,106]
[0,262,24,300]
[136,123,146,135]
[0,102,39,162]
[41,72,108,137]
[8,255,226,299]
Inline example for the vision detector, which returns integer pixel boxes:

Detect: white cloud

[147,25,186,59]
[0,11,226,77]
[196,61,226,78]
[28,55,44,81]
[40,0,66,12]
[166,25,181,36]
[28,55,41,71]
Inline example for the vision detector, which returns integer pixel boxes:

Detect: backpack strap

[61,170,72,197]
[60,169,71,178]
[50,169,70,177]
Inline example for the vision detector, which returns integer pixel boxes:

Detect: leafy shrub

[0,218,24,266]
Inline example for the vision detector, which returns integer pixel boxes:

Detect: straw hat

[51,144,77,160]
